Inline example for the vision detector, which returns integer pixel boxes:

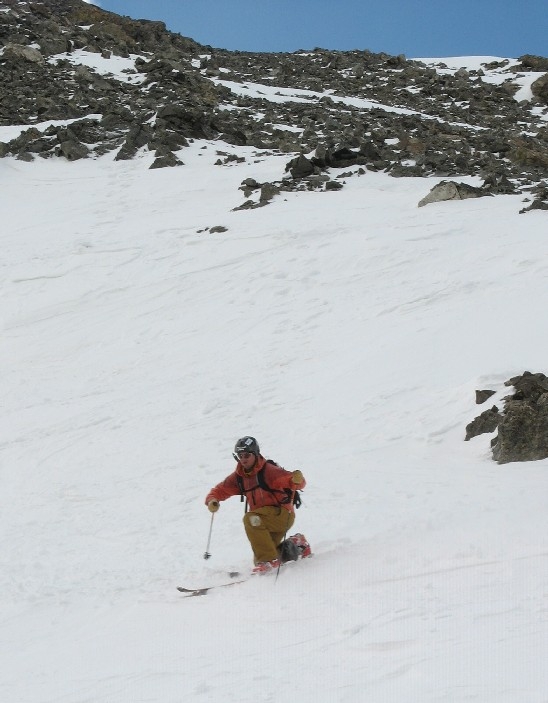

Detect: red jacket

[205,455,305,513]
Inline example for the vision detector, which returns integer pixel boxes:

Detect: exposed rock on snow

[418,180,490,207]
[465,406,500,441]
[492,372,548,463]
[467,372,548,463]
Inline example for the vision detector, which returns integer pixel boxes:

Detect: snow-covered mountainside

[1,2,548,702]
[1,0,548,201]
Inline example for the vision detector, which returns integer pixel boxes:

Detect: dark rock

[156,104,217,140]
[520,198,548,214]
[58,139,89,160]
[523,184,548,213]
[519,55,548,71]
[465,406,500,440]
[492,397,548,463]
[504,371,548,401]
[240,178,261,189]
[16,151,34,162]
[481,173,517,194]
[149,151,183,169]
[115,123,154,161]
[530,73,548,104]
[260,183,280,202]
[481,372,548,463]
[508,136,548,170]
[329,147,360,167]
[286,155,316,179]
[476,389,496,404]
[233,199,263,211]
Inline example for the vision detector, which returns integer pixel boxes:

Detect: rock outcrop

[466,372,548,463]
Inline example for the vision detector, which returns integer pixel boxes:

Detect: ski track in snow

[1,132,548,703]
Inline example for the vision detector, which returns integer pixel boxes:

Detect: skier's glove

[290,470,304,485]
[207,499,220,513]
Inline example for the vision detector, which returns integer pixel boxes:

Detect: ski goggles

[233,451,255,460]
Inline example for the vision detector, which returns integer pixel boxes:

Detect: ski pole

[203,512,215,560]
[275,500,294,582]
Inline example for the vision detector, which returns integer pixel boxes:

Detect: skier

[205,436,311,573]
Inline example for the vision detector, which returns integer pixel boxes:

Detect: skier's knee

[243,512,262,528]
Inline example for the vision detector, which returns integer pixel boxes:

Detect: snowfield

[1,116,548,701]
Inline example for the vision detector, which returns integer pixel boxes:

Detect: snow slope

[1,115,548,701]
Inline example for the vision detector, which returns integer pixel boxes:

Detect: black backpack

[235,460,302,512]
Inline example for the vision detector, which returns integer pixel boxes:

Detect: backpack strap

[236,461,302,511]
[260,461,302,509]
[235,474,248,512]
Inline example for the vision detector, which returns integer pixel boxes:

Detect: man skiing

[205,436,311,573]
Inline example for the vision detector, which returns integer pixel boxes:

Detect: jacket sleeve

[264,463,306,491]
[205,472,241,504]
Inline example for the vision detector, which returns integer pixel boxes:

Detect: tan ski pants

[243,506,295,564]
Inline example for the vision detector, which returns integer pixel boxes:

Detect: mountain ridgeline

[1,0,548,209]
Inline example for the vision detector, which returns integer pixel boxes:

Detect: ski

[177,579,246,597]
[178,535,312,596]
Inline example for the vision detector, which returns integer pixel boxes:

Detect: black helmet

[234,436,260,457]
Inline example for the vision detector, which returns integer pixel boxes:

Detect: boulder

[465,406,500,440]
[492,396,548,463]
[3,43,44,64]
[149,151,183,169]
[518,55,548,71]
[475,389,496,404]
[286,154,316,179]
[58,139,89,160]
[114,123,154,161]
[259,183,280,203]
[156,104,217,140]
[467,372,548,463]
[530,73,548,104]
[418,180,490,207]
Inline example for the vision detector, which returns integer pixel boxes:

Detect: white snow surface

[1,108,548,702]
[48,49,148,84]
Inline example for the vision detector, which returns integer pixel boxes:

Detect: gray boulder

[259,183,281,203]
[3,43,44,64]
[418,180,490,207]
[58,139,89,160]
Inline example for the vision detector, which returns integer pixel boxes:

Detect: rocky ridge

[1,0,548,208]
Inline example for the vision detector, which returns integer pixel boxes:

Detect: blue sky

[95,1,547,59]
